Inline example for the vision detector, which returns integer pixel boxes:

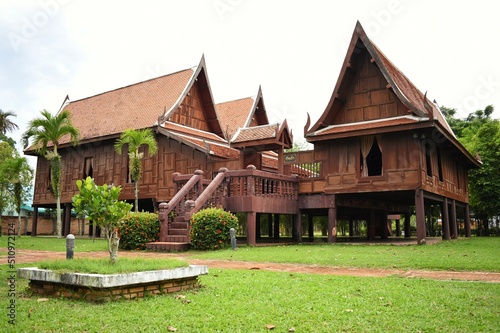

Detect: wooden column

[368,210,376,240]
[464,204,471,238]
[441,198,450,240]
[404,211,411,238]
[273,214,280,239]
[267,213,273,238]
[31,206,38,237]
[293,213,302,242]
[327,194,337,243]
[380,211,389,239]
[349,219,354,237]
[246,212,257,246]
[308,214,314,239]
[395,219,401,237]
[415,189,426,244]
[277,146,284,174]
[450,200,458,239]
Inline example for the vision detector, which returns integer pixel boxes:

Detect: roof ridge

[68,67,195,104]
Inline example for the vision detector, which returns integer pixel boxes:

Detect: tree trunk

[56,196,62,238]
[17,214,22,236]
[134,181,139,213]
[109,230,120,264]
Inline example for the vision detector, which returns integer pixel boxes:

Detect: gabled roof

[307,21,452,136]
[230,120,293,151]
[216,86,269,140]
[306,21,480,167]
[53,67,194,146]
[32,55,224,151]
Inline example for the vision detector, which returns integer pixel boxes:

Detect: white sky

[1,0,499,171]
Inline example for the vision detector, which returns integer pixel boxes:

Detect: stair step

[170,222,188,229]
[145,242,190,252]
[169,228,188,235]
[165,235,189,243]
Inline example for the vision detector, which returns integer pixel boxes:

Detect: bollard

[230,228,237,250]
[66,234,75,259]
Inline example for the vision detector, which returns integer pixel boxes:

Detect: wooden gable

[159,55,224,139]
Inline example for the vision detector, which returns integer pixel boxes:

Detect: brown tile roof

[59,68,194,145]
[162,121,227,144]
[231,123,279,144]
[216,97,254,140]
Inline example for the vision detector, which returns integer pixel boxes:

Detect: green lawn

[7,235,108,252]
[192,237,500,272]
[1,265,499,332]
[2,236,499,332]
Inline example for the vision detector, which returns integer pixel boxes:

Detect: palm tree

[0,109,18,134]
[22,110,79,238]
[0,110,19,147]
[114,128,158,212]
[0,157,33,236]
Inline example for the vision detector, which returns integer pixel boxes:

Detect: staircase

[146,168,227,252]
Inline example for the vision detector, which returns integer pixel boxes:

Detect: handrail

[185,168,228,220]
[165,170,204,217]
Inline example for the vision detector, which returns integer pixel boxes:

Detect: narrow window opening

[360,136,383,177]
[425,143,433,177]
[437,147,443,182]
[83,157,94,179]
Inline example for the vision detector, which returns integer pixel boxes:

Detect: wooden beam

[415,189,426,244]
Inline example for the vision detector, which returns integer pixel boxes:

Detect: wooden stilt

[247,212,256,246]
[464,204,471,237]
[441,198,450,240]
[415,189,426,244]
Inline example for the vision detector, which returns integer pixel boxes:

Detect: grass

[2,236,499,331]
[1,265,499,332]
[10,235,108,252]
[192,237,500,272]
[33,257,189,274]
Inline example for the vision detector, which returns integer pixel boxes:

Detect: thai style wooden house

[293,22,481,244]
[26,22,479,248]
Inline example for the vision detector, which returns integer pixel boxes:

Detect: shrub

[117,212,160,250]
[190,207,239,250]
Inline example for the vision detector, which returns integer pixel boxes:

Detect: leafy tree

[0,157,33,236]
[0,142,16,236]
[22,110,79,238]
[72,177,132,263]
[114,128,158,212]
[443,105,500,234]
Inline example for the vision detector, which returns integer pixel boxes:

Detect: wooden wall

[31,135,237,207]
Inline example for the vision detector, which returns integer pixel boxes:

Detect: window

[424,143,432,178]
[437,147,443,182]
[360,135,383,177]
[83,157,94,179]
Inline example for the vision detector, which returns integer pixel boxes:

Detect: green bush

[190,207,239,250]
[117,212,160,250]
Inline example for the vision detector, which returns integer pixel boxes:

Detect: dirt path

[7,249,500,283]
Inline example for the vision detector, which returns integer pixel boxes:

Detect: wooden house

[26,22,479,248]
[290,22,480,244]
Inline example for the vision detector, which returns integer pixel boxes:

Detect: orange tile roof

[58,68,194,145]
[162,121,227,144]
[231,123,279,143]
[216,97,254,140]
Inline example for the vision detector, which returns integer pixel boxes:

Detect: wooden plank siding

[31,135,239,207]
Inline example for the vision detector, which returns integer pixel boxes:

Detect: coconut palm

[0,110,19,147]
[0,109,18,134]
[0,157,33,236]
[22,110,79,238]
[114,128,158,212]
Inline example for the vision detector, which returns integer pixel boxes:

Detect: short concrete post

[230,228,237,250]
[66,234,75,259]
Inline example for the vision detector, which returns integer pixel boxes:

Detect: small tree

[22,110,79,238]
[114,128,158,212]
[0,157,33,236]
[72,177,132,263]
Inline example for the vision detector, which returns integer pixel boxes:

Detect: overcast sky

[1,0,499,170]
